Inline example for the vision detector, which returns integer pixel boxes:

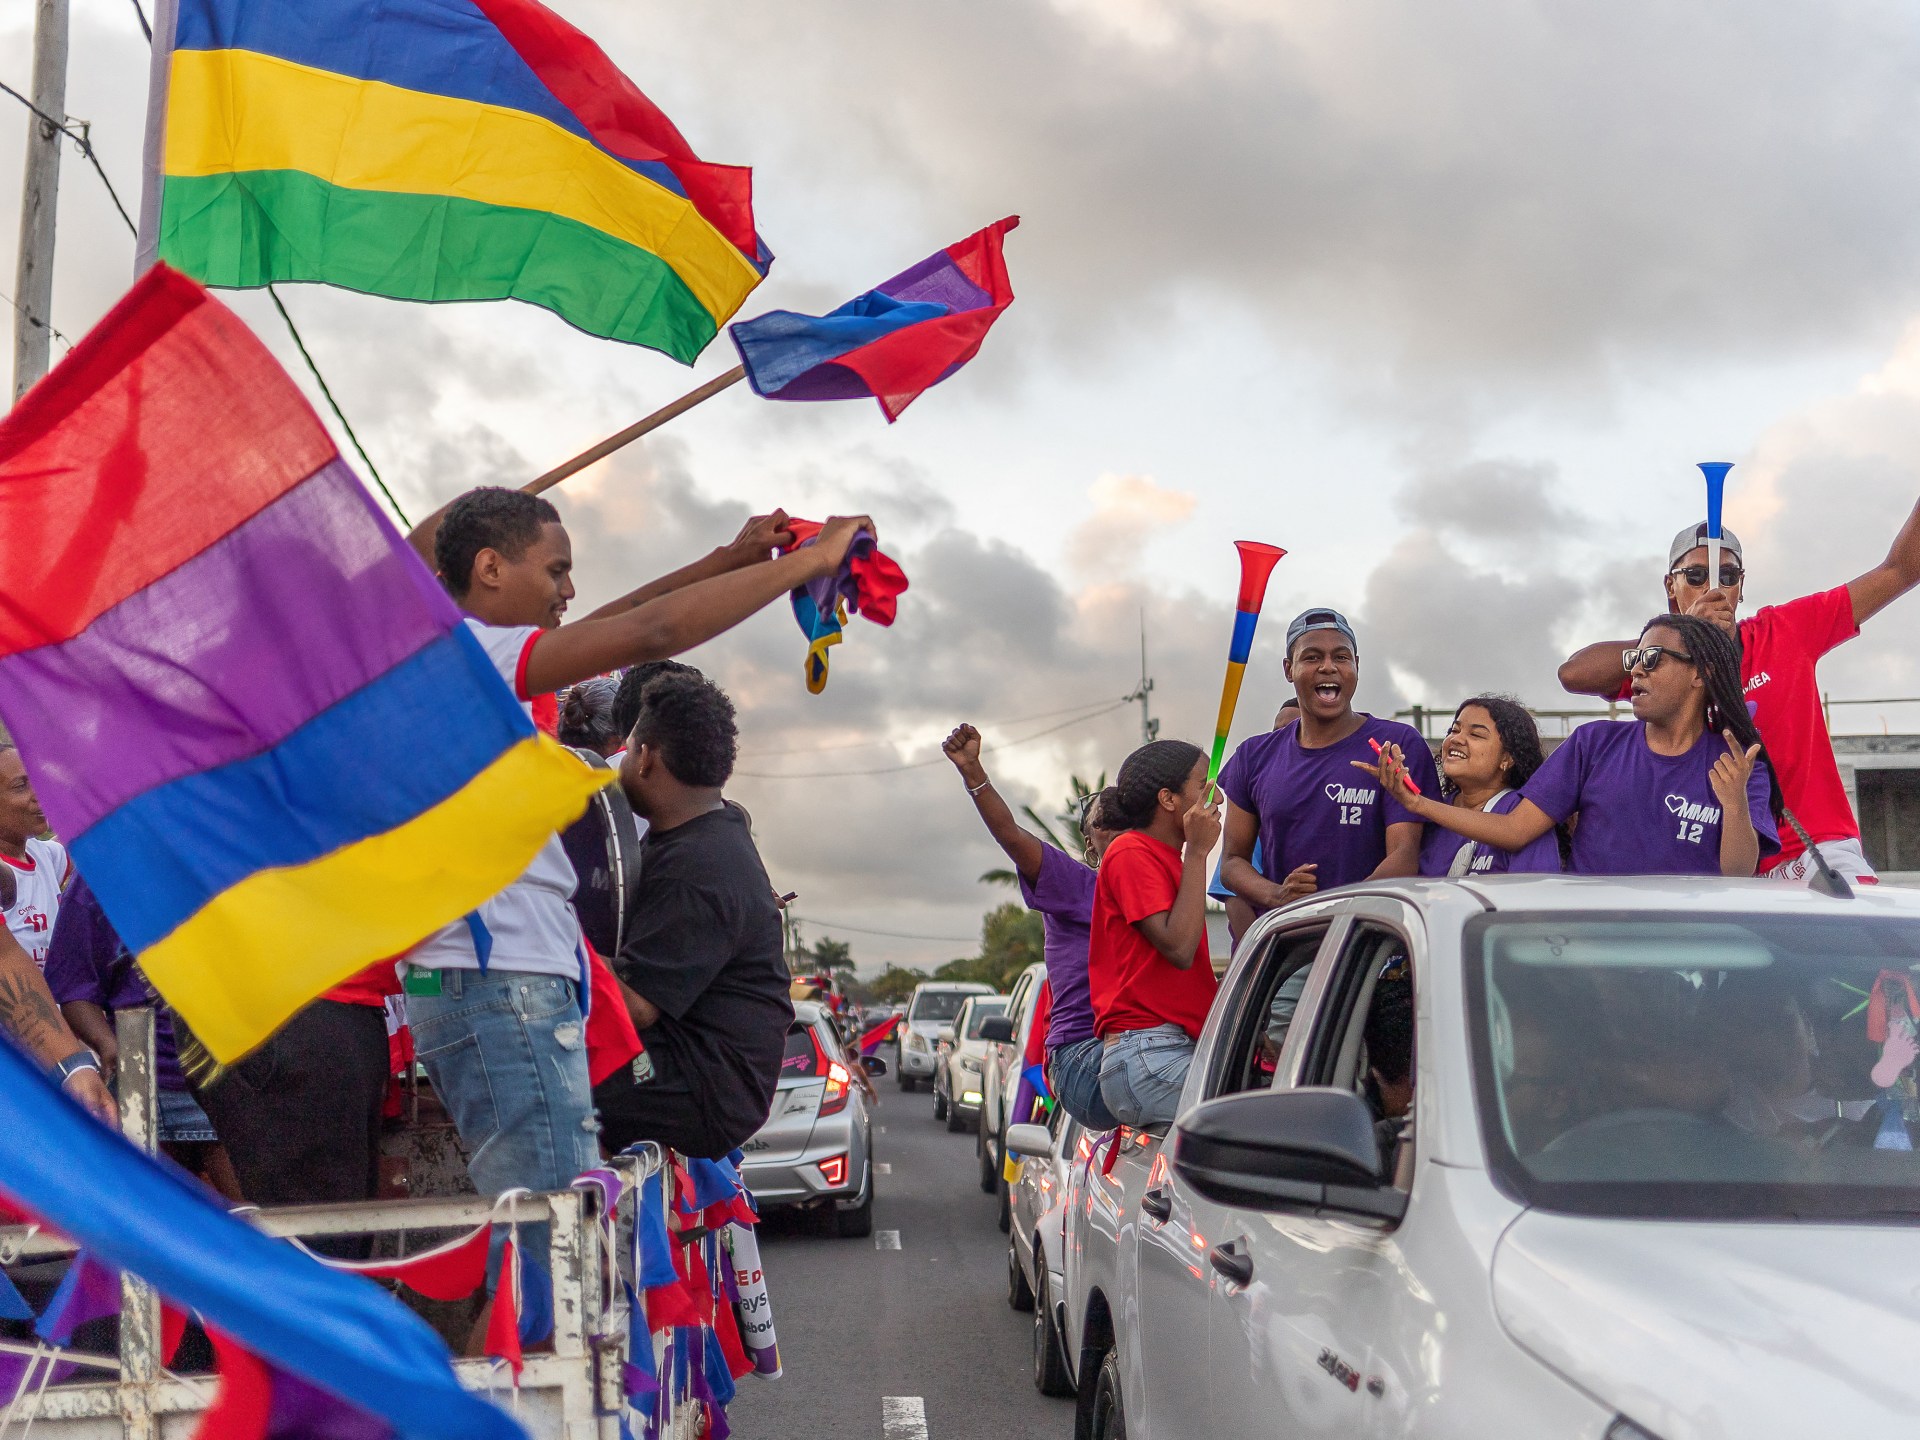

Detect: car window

[781,1022,824,1079]
[964,998,1009,1039]
[1301,923,1417,1192]
[1204,924,1331,1099]
[909,990,974,1024]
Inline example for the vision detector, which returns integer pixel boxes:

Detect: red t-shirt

[1089,831,1217,1041]
[1615,587,1861,870]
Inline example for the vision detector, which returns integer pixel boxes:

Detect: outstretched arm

[1849,491,1920,625]
[578,512,797,622]
[1353,747,1556,852]
[942,724,1046,885]
[521,515,875,695]
[1557,640,1636,698]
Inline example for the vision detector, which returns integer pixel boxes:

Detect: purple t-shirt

[42,875,186,1090]
[1017,844,1098,1048]
[1521,720,1781,875]
[1418,790,1563,877]
[1219,716,1440,892]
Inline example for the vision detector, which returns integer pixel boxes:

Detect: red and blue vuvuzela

[728,216,1017,421]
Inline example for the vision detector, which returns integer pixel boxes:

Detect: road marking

[875,1162,892,1175]
[875,1229,902,1250]
[878,1125,887,1133]
[882,1396,928,1440]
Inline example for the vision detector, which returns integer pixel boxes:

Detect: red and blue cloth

[730,217,1017,422]
[777,519,908,694]
[859,1013,902,1056]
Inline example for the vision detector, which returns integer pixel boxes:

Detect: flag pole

[522,365,747,496]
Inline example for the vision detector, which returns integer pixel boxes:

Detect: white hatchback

[1062,876,1920,1440]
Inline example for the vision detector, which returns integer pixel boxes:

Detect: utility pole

[1126,611,1160,745]
[13,0,69,402]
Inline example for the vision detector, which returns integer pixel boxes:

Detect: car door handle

[1140,1186,1172,1222]
[1209,1239,1254,1287]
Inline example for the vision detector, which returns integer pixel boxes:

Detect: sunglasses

[1622,645,1695,674]
[1670,563,1744,590]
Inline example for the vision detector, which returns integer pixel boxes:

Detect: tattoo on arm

[0,968,76,1067]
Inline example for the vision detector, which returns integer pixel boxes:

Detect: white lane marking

[875,1229,902,1250]
[878,1125,887,1133]
[882,1396,928,1440]
[875,1162,892,1175]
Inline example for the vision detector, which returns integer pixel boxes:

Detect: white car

[1061,875,1920,1439]
[1004,1103,1085,1399]
[897,981,995,1090]
[934,994,1009,1132]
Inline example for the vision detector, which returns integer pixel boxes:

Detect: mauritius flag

[139,0,769,363]
[0,265,607,1061]
[729,217,1017,421]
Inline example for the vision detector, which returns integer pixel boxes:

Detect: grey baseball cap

[1668,522,1745,570]
[1285,606,1358,658]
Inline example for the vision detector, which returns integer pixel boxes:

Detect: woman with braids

[1417,696,1563,876]
[1364,615,1778,876]
[1088,740,1222,1128]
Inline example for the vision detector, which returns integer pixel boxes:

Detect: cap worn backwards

[1285,607,1358,658]
[1668,522,1745,571]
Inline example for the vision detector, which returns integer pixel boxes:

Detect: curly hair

[1640,613,1783,820]
[1441,695,1547,798]
[1105,740,1205,831]
[631,671,738,788]
[611,660,702,744]
[433,488,561,597]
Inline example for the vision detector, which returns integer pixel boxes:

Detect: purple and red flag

[729,217,1017,421]
[859,1013,902,1057]
[200,1330,397,1440]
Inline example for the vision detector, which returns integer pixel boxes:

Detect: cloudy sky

[7,0,1920,970]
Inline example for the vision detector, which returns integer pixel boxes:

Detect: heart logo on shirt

[1664,794,1688,815]
[1326,782,1345,802]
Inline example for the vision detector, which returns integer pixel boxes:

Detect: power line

[126,0,152,42]
[792,915,976,944]
[0,284,70,351]
[266,286,411,527]
[739,694,1133,758]
[734,698,1130,779]
[0,78,135,236]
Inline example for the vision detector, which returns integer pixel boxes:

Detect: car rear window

[910,990,974,1023]
[781,1023,822,1078]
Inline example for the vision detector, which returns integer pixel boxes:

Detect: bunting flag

[730,217,1017,421]
[0,266,608,1061]
[201,1329,399,1440]
[141,0,770,362]
[0,1032,525,1440]
[858,1013,902,1057]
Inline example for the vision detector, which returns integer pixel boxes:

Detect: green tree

[806,937,855,974]
[868,965,928,1003]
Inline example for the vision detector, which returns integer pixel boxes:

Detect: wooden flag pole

[522,364,748,496]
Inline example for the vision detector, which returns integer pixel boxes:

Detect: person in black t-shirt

[593,672,793,1159]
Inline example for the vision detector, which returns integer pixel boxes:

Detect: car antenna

[1785,810,1853,899]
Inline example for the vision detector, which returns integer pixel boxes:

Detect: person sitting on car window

[594,672,795,1160]
[1362,966,1415,1175]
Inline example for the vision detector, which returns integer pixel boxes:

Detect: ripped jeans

[411,969,600,1327]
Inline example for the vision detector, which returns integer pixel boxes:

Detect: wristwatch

[51,1049,102,1087]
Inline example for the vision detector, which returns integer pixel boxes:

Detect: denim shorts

[409,969,601,1197]
[1098,1025,1196,1129]
[156,1083,218,1144]
[1049,1036,1120,1131]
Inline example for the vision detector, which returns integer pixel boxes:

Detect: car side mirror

[977,1016,1016,1045]
[1171,1087,1406,1222]
[1004,1122,1054,1160]
[937,1026,956,1044]
[861,1054,888,1076]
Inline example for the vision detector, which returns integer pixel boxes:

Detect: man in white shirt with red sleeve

[401,488,873,1263]
[1557,488,1920,883]
[1,743,70,970]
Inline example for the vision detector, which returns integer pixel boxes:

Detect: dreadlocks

[1642,614,1783,821]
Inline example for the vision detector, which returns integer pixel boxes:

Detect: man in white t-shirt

[400,489,874,1240]
[0,743,71,971]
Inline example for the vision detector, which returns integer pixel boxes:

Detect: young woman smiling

[1365,616,1779,877]
[1417,696,1562,877]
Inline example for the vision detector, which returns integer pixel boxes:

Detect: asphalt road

[726,1070,1076,1440]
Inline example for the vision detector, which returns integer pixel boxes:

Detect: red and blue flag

[729,217,1017,421]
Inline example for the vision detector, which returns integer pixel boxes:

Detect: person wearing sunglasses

[1363,615,1780,877]
[1556,489,1920,885]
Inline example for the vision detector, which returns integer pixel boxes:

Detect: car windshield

[964,999,1009,1038]
[1468,911,1920,1221]
[910,991,974,1023]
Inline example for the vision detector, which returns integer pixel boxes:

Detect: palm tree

[980,772,1108,884]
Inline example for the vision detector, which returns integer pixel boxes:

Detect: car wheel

[933,1083,948,1122]
[978,1109,998,1195]
[1006,1230,1035,1311]
[834,1168,874,1239]
[1033,1260,1074,1397]
[996,1170,1012,1233]
[946,1095,969,1132]
[898,1071,916,1092]
[1089,1347,1126,1440]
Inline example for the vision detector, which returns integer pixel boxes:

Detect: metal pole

[12,0,69,402]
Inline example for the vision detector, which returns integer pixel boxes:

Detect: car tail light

[819,1060,853,1116]
[818,1153,848,1187]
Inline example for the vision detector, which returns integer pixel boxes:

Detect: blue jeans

[410,969,599,1331]
[1098,1025,1196,1129]
[1049,1036,1120,1131]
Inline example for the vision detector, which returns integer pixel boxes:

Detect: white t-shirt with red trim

[3,836,71,971]
[408,621,581,978]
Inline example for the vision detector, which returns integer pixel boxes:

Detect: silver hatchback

[738,1001,884,1237]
